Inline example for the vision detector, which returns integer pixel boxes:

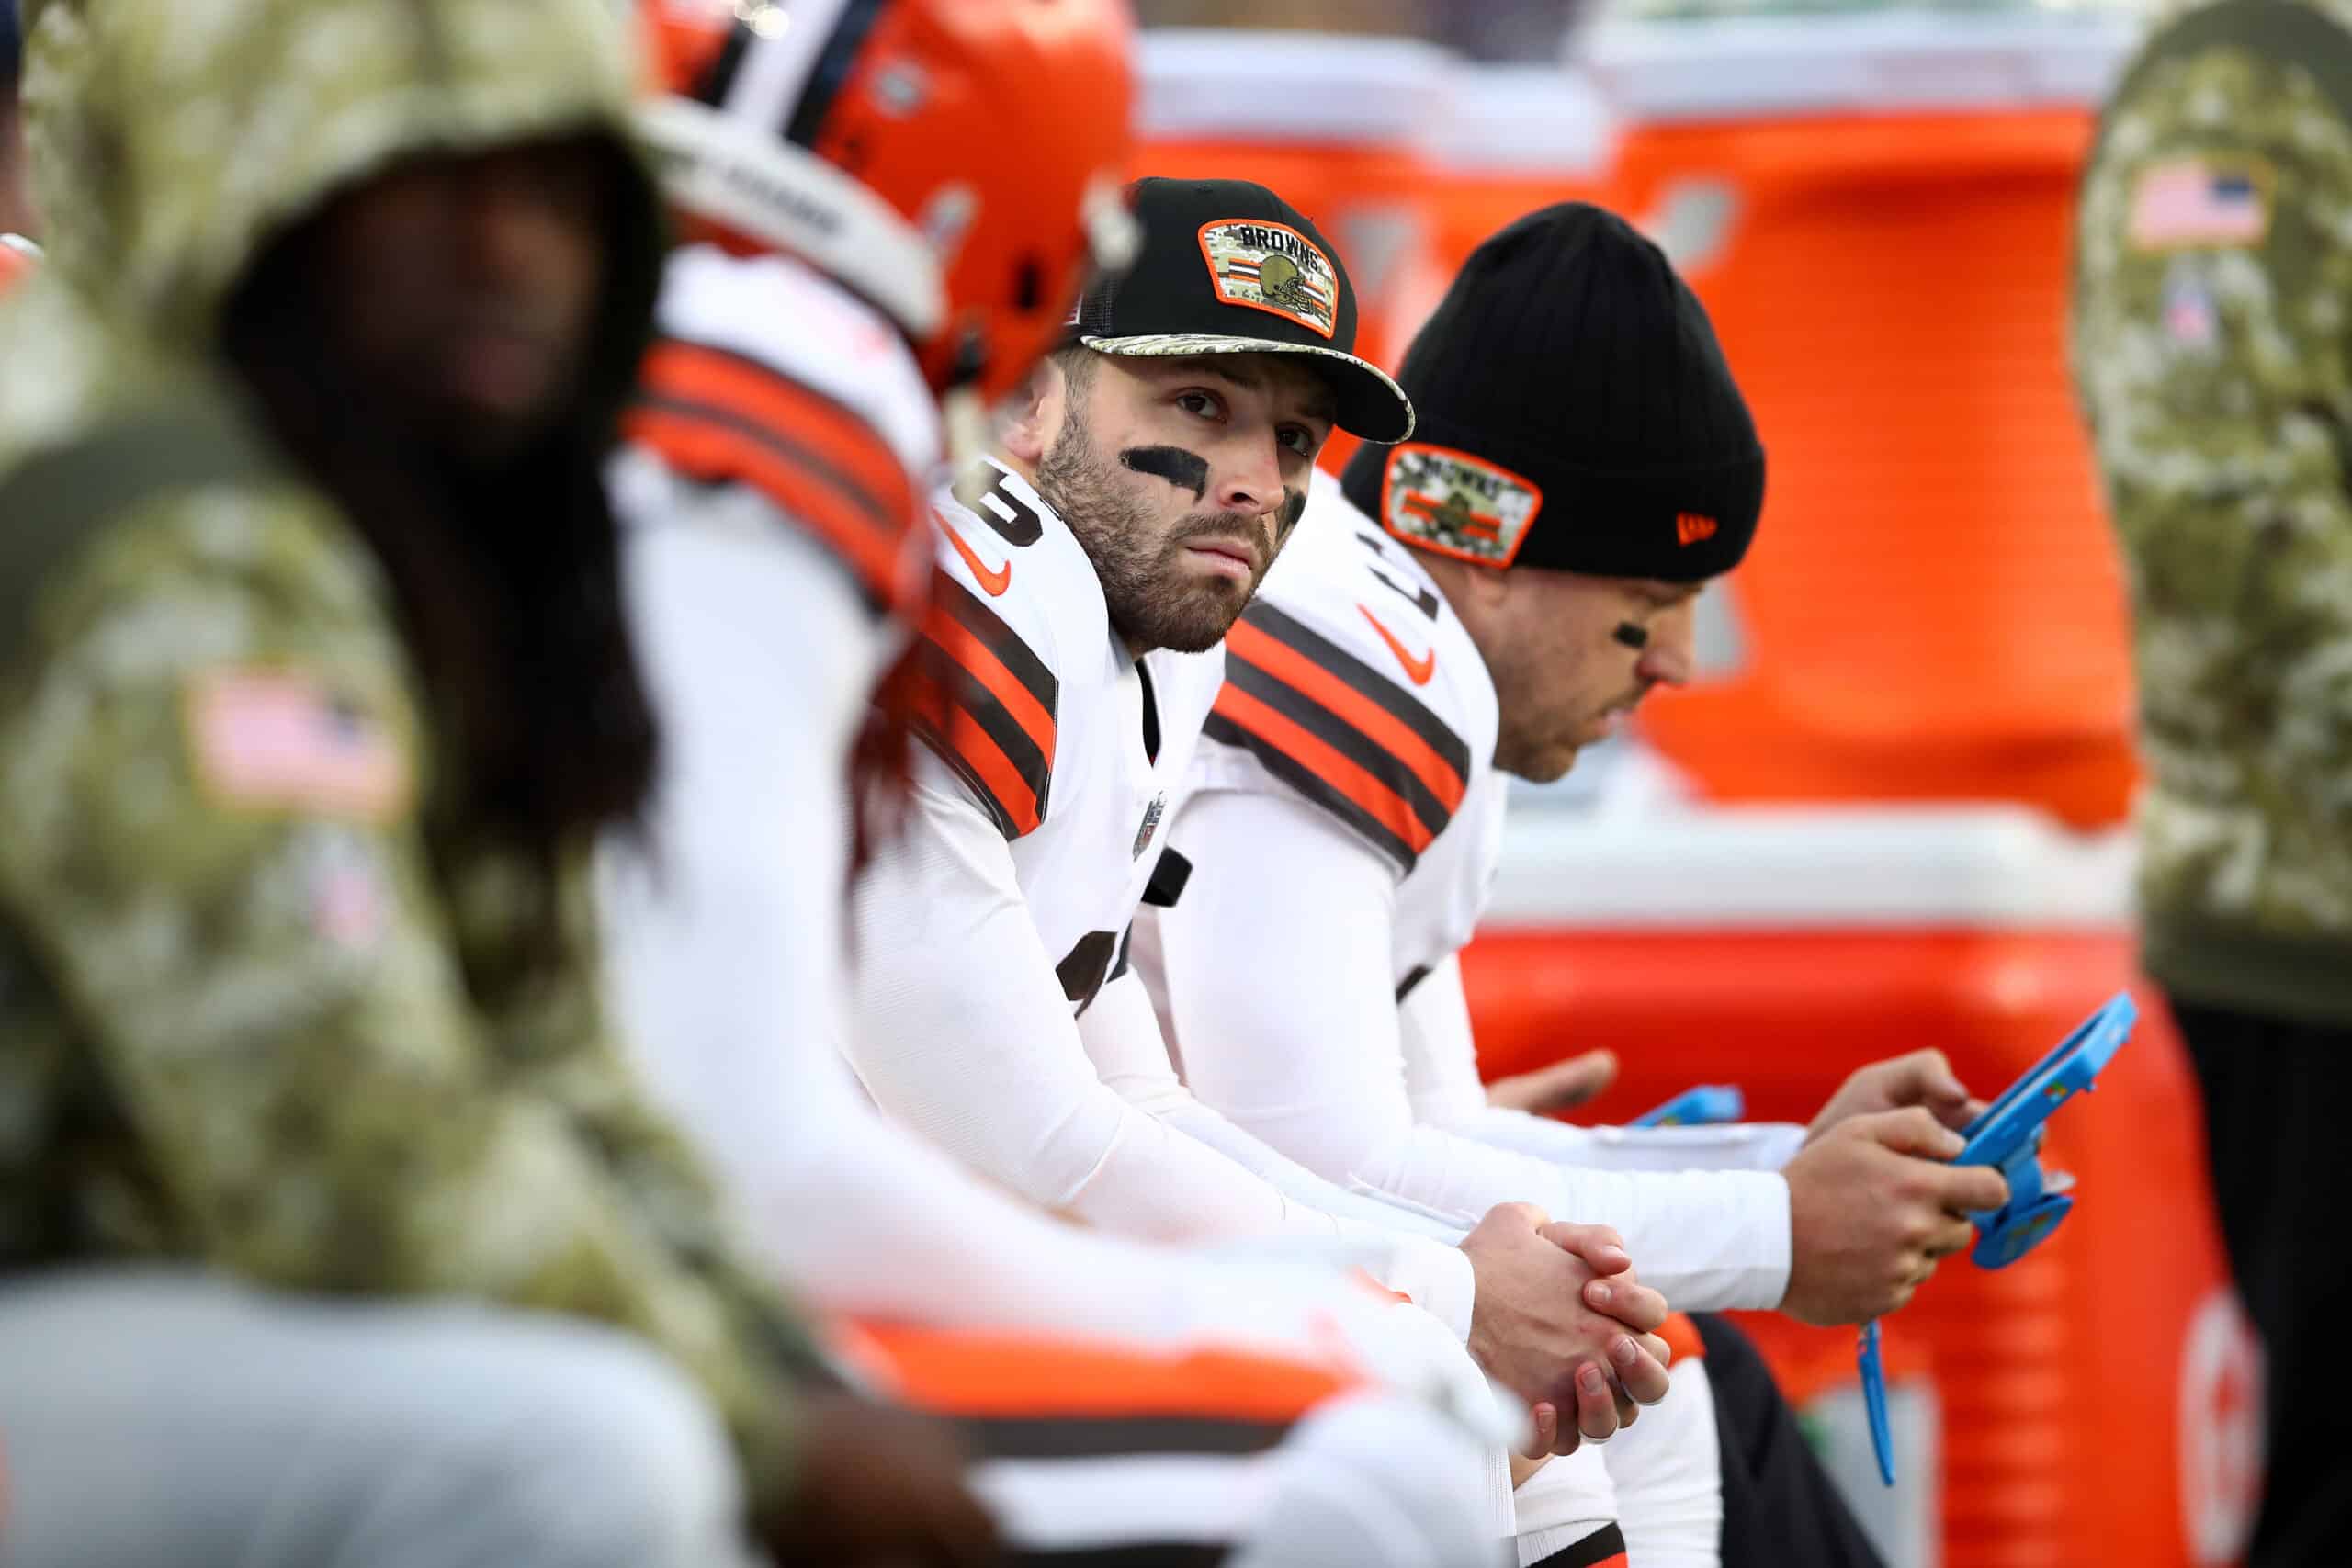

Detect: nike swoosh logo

[939,514,1011,596]
[1359,604,1435,686]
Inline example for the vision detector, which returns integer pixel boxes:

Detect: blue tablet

[1629,1084,1746,1129]
[1860,989,2138,1484]
[1956,991,2136,1169]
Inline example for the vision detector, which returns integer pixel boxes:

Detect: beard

[1035,416,1272,654]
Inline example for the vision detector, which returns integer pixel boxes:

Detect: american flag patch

[186,669,410,822]
[2128,160,2271,251]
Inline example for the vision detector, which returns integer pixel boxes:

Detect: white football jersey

[1150,470,1804,1317]
[842,454,1497,1322]
[617,242,940,641]
[1189,468,1508,997]
[917,456,1225,1011]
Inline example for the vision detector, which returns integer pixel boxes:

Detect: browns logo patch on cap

[1379,444,1544,567]
[1196,219,1339,339]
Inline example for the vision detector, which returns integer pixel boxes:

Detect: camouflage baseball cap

[1064,176,1413,444]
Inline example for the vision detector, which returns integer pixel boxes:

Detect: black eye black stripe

[1120,446,1209,502]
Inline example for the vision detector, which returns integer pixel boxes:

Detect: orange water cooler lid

[1573,8,2152,828]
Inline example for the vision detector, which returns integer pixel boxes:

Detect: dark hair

[1051,343,1097,395]
[847,632,925,879]
[218,186,660,907]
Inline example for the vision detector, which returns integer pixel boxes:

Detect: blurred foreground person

[604,6,1505,1562]
[0,0,30,239]
[2076,6,2352,1561]
[0,1,994,1563]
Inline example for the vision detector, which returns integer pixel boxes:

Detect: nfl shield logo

[1133,794,1167,861]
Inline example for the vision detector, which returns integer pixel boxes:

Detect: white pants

[1513,1356,1724,1567]
[1606,1358,1724,1568]
[1513,1444,1620,1565]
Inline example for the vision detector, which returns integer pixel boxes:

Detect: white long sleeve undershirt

[1152,788,1797,1314]
[843,758,1478,1337]
[1399,954,1810,1176]
[1082,967,1475,1240]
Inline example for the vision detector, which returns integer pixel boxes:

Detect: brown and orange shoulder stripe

[910,571,1058,838]
[623,335,924,619]
[1207,603,1471,874]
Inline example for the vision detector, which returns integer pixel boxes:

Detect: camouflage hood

[17,0,662,363]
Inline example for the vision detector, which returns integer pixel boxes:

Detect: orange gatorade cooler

[1574,7,2152,828]
[1464,805,2255,1568]
[1136,29,1448,476]
[1379,62,1620,357]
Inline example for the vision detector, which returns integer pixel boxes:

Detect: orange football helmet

[640,0,1137,406]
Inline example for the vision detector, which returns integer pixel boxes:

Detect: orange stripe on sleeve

[922,702,1041,837]
[623,403,905,604]
[1227,618,1468,813]
[1212,682,1436,858]
[638,340,913,519]
[922,604,1056,765]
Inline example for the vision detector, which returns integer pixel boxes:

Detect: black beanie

[1340,203,1763,582]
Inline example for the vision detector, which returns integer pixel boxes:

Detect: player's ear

[997,356,1067,467]
[1455,557,1513,619]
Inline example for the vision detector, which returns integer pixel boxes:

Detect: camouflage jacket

[0,0,822,1511]
[2075,0,2352,1024]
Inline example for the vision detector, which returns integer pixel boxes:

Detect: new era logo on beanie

[1340,201,1763,581]
[1067,177,1413,444]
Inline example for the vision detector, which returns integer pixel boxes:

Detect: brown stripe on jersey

[933,573,1057,712]
[1203,710,1420,874]
[913,575,1057,837]
[1239,603,1472,781]
[1206,607,1473,874]
[640,338,914,513]
[1529,1525,1629,1568]
[1222,652,1456,840]
[625,399,907,616]
[909,705,1018,839]
[627,336,921,616]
